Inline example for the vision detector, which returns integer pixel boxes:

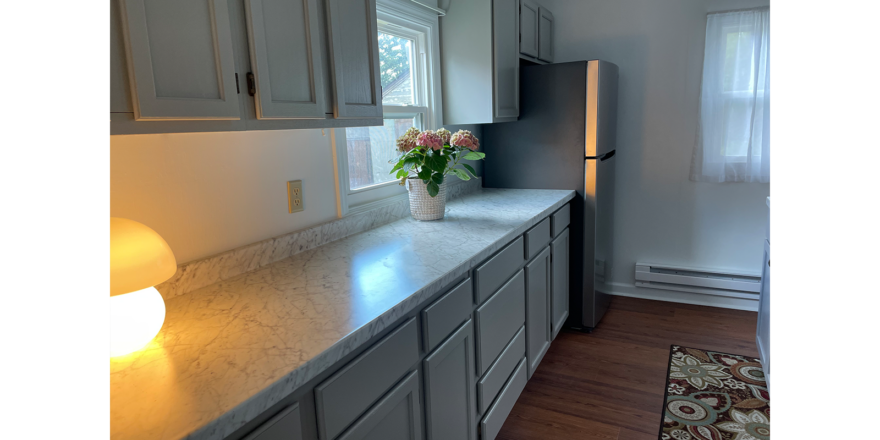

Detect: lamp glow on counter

[110,218,176,357]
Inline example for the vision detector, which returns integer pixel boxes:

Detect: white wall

[543,0,770,308]
[111,124,481,264]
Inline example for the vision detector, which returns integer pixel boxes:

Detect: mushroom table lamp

[110,218,176,357]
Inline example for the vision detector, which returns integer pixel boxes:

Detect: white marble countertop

[110,188,575,440]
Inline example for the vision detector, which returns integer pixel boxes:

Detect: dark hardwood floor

[496,296,759,440]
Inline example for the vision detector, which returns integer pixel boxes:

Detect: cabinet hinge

[246,72,256,96]
[235,73,240,94]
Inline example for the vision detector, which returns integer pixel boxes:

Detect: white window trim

[331,0,443,218]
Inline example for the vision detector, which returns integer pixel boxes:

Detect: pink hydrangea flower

[435,128,452,146]
[417,130,443,150]
[396,127,420,152]
[450,130,480,150]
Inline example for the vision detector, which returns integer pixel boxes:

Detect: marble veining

[157,180,481,300]
[110,188,574,440]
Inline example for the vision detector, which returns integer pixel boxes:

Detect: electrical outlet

[287,180,303,213]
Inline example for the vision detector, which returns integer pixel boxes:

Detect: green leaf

[449,168,470,181]
[390,162,403,173]
[426,181,440,197]
[462,163,477,177]
[425,154,447,173]
[418,169,432,181]
[431,172,444,185]
[396,169,408,179]
[463,151,485,160]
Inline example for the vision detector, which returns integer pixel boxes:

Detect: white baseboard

[607,282,759,312]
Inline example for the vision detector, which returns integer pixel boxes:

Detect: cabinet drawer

[551,204,570,237]
[524,218,551,261]
[477,326,525,414]
[243,404,304,440]
[474,237,524,304]
[422,278,473,352]
[315,318,420,440]
[480,357,528,440]
[475,270,526,376]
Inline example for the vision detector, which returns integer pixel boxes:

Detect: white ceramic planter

[406,178,447,221]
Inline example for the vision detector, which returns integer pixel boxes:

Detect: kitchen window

[333,0,443,215]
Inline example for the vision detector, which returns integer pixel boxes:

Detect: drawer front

[524,218,551,261]
[474,237,524,304]
[480,357,528,440]
[477,325,525,414]
[422,278,473,352]
[337,371,423,440]
[243,404,304,440]
[316,318,420,440]
[475,270,526,376]
[551,204,570,237]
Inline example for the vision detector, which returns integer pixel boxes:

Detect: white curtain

[691,7,770,183]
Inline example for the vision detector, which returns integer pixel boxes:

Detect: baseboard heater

[634,263,761,300]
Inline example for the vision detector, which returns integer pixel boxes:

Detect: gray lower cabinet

[475,270,526,376]
[550,228,570,340]
[243,404,305,440]
[423,320,476,440]
[524,246,551,378]
[480,357,528,440]
[315,318,420,440]
[337,371,423,440]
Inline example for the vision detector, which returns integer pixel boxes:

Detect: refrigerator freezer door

[585,60,619,158]
[582,154,615,328]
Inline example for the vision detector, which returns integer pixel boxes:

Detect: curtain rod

[708,6,769,15]
[409,0,446,16]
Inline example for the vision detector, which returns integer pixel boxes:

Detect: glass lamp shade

[110,218,176,296]
[110,218,176,357]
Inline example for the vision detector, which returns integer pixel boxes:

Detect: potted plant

[390,128,485,220]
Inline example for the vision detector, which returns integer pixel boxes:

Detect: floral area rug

[659,345,770,440]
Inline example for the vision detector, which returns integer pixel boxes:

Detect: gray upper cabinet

[519,0,539,58]
[244,0,327,119]
[537,6,554,63]
[439,0,518,124]
[492,0,520,122]
[325,0,383,119]
[337,371,423,440]
[550,228,569,340]
[111,0,383,134]
[524,246,551,378]
[117,0,241,120]
[423,320,476,440]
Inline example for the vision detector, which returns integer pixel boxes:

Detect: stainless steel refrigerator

[482,60,619,331]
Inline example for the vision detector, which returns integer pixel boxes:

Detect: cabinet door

[756,239,770,389]
[423,320,476,440]
[243,404,305,440]
[519,0,539,58]
[550,228,569,340]
[537,7,554,62]
[117,0,241,120]
[524,246,551,379]
[492,0,519,122]
[245,0,327,119]
[337,371,423,440]
[325,0,383,119]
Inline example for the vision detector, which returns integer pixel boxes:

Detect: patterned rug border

[656,344,762,440]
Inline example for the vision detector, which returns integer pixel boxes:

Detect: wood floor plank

[495,296,758,439]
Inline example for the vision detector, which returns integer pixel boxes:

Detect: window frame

[332,0,443,217]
